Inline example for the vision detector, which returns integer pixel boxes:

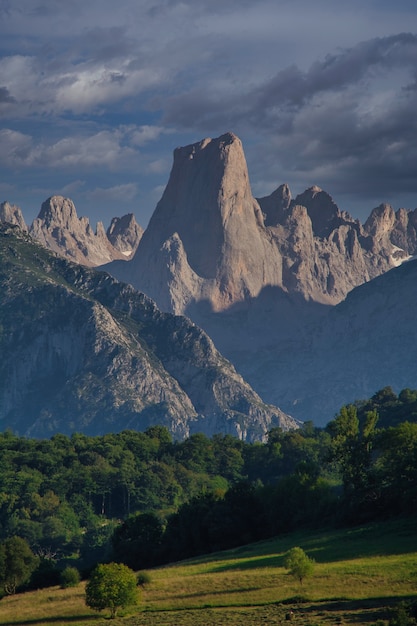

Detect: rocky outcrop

[103,132,417,427]
[29,196,142,267]
[0,201,27,231]
[0,224,297,440]
[106,213,143,258]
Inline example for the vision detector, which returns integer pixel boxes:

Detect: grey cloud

[0,86,14,103]
[163,33,417,132]
[255,33,417,116]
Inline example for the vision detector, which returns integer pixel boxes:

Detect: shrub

[60,566,80,588]
[137,571,151,588]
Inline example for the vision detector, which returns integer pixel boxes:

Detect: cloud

[0,127,143,169]
[0,86,15,103]
[86,183,138,202]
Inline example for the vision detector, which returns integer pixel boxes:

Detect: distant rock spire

[0,201,28,231]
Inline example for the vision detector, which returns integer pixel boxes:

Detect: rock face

[0,224,297,440]
[108,133,414,314]
[106,213,143,258]
[29,196,142,267]
[109,133,283,313]
[0,201,27,231]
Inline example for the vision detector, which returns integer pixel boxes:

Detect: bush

[60,566,80,588]
[137,571,151,588]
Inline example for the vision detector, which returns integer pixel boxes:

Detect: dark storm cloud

[164,34,417,129]
[163,33,417,211]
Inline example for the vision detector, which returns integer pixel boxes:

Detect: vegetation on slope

[0,517,416,625]
[0,388,416,595]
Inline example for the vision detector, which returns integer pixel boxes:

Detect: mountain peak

[121,132,282,313]
[30,196,141,267]
[293,186,349,238]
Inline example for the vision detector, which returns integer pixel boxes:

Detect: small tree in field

[284,546,314,585]
[85,562,138,618]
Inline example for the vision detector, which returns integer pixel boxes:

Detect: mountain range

[0,223,295,440]
[1,131,416,430]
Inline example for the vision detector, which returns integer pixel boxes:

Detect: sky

[2,1,417,229]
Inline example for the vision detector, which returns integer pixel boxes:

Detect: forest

[0,386,416,593]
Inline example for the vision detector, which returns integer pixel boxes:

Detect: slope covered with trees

[0,385,416,594]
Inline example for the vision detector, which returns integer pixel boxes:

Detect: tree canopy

[85,562,138,618]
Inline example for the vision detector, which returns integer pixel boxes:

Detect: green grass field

[0,517,416,626]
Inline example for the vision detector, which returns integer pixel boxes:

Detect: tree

[284,546,314,585]
[60,566,80,588]
[85,562,138,619]
[112,512,164,569]
[0,536,38,594]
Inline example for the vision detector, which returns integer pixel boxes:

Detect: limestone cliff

[109,132,283,313]
[108,133,412,315]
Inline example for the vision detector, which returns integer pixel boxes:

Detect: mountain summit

[110,132,282,313]
[108,132,413,316]
[29,196,143,266]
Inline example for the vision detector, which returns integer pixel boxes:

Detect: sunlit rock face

[112,132,283,314]
[0,201,28,231]
[108,133,416,315]
[29,196,142,267]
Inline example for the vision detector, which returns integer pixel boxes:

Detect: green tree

[60,566,80,588]
[284,546,314,585]
[327,404,378,507]
[112,512,164,569]
[85,562,138,619]
[0,536,38,594]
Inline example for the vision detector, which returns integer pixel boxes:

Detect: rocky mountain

[107,213,144,258]
[104,132,417,425]
[108,132,415,313]
[253,257,417,422]
[3,132,417,428]
[28,196,143,266]
[0,223,296,440]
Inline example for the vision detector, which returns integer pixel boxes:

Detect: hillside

[1,517,416,625]
[0,224,296,440]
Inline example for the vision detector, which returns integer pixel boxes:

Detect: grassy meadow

[0,517,416,626]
